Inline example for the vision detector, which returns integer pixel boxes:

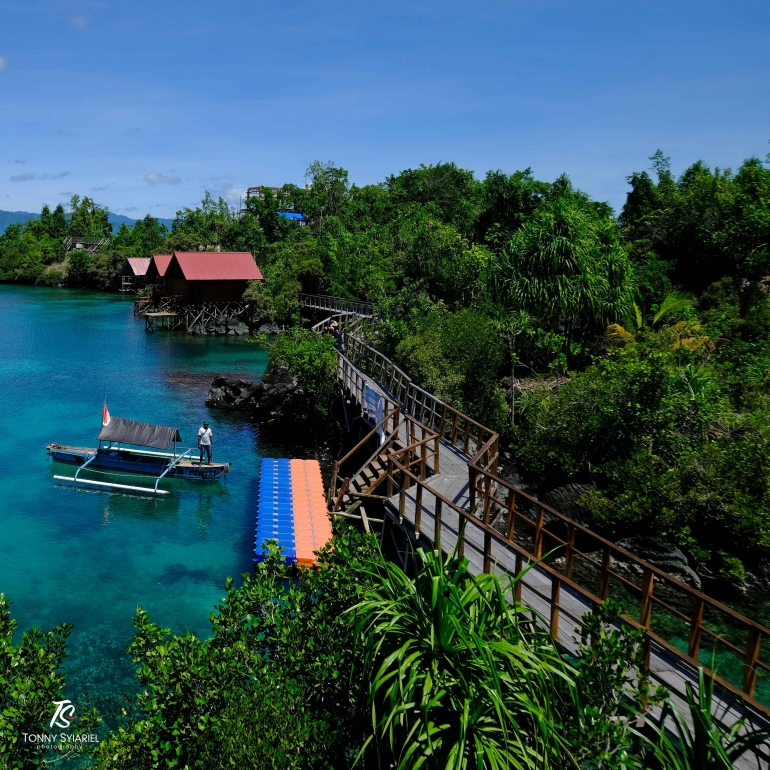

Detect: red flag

[102,400,111,426]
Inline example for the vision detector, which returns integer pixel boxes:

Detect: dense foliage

[4,152,770,576]
[0,594,72,769]
[4,532,766,769]
[265,326,338,421]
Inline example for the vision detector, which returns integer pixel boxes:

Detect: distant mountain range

[0,209,175,235]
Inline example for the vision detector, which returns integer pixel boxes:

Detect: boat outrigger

[47,415,232,495]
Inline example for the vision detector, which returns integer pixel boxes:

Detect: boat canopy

[97,417,182,450]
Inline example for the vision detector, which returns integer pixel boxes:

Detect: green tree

[67,195,112,238]
[93,528,379,770]
[492,194,634,359]
[266,327,338,421]
[0,595,72,770]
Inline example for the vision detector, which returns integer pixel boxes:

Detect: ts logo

[51,700,76,729]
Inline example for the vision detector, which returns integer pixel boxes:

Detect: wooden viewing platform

[144,311,178,332]
[308,301,770,767]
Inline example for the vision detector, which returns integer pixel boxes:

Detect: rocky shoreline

[206,367,300,424]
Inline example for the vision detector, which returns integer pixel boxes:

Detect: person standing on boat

[198,421,213,465]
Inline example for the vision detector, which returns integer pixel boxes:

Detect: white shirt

[198,427,213,446]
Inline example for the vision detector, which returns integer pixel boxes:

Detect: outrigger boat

[47,413,231,495]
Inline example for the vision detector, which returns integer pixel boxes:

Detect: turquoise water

[0,285,288,716]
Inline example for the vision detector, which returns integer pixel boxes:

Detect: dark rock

[205,366,301,424]
[228,321,250,335]
[720,555,770,600]
[205,376,258,409]
[615,536,702,590]
[253,365,300,423]
[543,484,594,528]
[259,323,281,334]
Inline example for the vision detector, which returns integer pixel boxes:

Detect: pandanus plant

[350,548,574,770]
[639,667,770,770]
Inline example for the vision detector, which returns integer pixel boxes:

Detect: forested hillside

[3,154,770,583]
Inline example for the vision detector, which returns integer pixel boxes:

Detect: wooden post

[415,483,423,536]
[534,506,545,559]
[483,529,492,574]
[505,491,517,541]
[743,628,762,697]
[514,552,523,603]
[399,487,406,523]
[387,456,394,498]
[329,461,339,506]
[687,597,705,660]
[333,478,350,512]
[482,472,493,525]
[420,440,427,481]
[550,576,561,640]
[439,405,447,439]
[564,524,576,579]
[451,413,459,445]
[468,466,478,510]
[434,498,442,552]
[463,421,471,454]
[639,568,655,629]
[458,516,466,559]
[599,545,612,600]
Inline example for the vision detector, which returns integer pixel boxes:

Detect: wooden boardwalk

[310,302,770,766]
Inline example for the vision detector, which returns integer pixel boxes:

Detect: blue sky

[0,0,768,218]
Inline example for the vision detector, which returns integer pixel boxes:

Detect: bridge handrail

[299,293,374,317]
[335,316,499,470]
[466,454,770,702]
[313,307,770,717]
[386,443,770,726]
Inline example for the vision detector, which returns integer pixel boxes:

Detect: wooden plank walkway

[384,487,769,770]
[319,311,770,766]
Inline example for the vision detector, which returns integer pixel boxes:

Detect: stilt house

[119,257,151,292]
[145,252,263,302]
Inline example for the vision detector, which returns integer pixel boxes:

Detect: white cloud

[145,172,181,186]
[11,171,69,181]
[70,15,88,26]
[0,56,6,71]
[205,183,246,204]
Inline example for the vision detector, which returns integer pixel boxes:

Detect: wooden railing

[299,293,374,317]
[332,357,443,508]
[466,459,770,707]
[381,441,770,718]
[329,405,401,508]
[323,314,499,472]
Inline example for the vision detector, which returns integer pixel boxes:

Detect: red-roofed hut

[157,252,263,302]
[119,257,151,292]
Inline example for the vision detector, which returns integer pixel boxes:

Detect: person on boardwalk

[198,421,213,465]
[329,320,345,353]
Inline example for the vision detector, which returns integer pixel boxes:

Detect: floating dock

[254,458,333,566]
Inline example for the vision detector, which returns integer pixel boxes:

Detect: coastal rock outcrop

[543,484,594,528]
[206,365,300,424]
[190,320,250,336]
[206,377,258,410]
[615,536,702,590]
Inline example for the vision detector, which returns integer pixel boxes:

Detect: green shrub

[266,327,338,421]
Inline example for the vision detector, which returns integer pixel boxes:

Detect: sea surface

[0,285,291,717]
